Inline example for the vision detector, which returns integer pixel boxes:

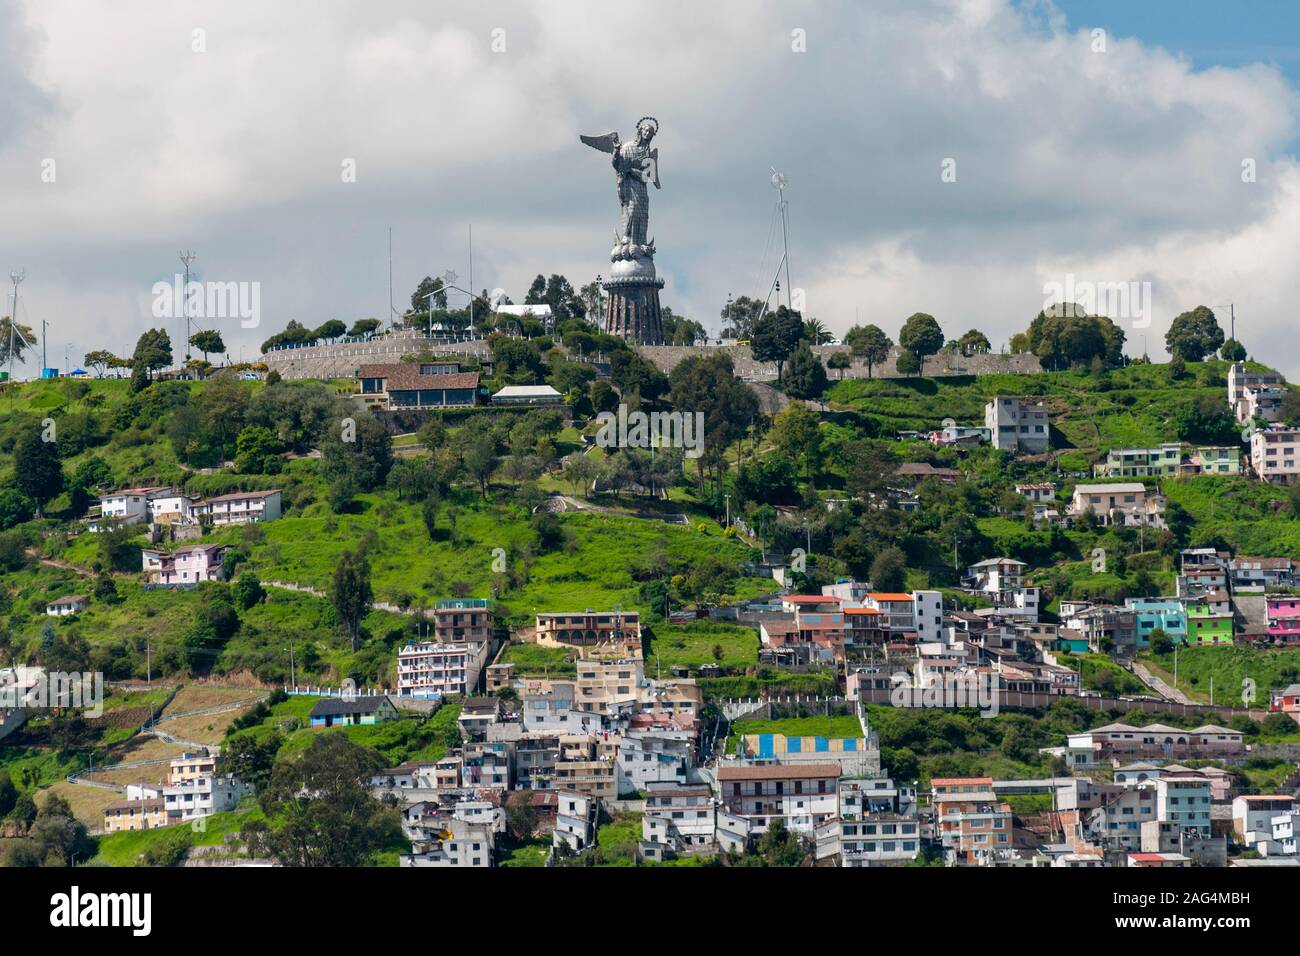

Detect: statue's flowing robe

[613,142,651,247]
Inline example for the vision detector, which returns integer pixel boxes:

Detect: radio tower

[179,250,197,364]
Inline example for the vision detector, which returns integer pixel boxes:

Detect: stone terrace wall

[262,330,492,380]
[638,344,1042,381]
[261,330,1043,383]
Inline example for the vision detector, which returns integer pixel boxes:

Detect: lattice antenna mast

[179,250,197,363]
[772,168,792,309]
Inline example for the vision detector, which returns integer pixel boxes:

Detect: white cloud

[0,0,1296,373]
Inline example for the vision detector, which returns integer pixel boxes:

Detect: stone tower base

[602,258,665,345]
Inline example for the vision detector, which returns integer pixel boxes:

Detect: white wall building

[162,775,250,823]
[397,640,489,698]
[985,397,1050,453]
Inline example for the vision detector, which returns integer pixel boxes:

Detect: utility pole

[288,638,296,691]
[179,250,197,364]
[41,318,47,373]
[388,228,395,327]
[146,638,152,686]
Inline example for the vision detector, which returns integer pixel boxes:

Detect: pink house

[1266,596,1300,644]
[1271,683,1300,715]
[142,544,228,586]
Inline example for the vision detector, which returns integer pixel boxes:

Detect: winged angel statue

[580,117,660,261]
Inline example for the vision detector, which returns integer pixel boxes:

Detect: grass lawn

[499,838,551,867]
[227,697,463,768]
[0,746,88,792]
[646,621,759,670]
[1139,645,1300,715]
[498,642,577,677]
[237,501,771,625]
[91,800,267,866]
[1056,652,1148,695]
[594,812,642,865]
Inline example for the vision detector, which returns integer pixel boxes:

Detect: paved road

[1130,661,1194,704]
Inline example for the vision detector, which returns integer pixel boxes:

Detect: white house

[985,397,1050,453]
[554,790,599,852]
[397,641,489,699]
[191,489,282,526]
[90,486,170,531]
[45,594,89,617]
[162,774,250,823]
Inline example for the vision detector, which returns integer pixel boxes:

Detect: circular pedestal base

[603,270,665,345]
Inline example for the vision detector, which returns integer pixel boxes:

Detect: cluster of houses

[909,371,1299,497]
[354,604,714,865]
[89,485,282,533]
[101,750,251,833]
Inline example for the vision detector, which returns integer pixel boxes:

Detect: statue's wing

[580,131,620,153]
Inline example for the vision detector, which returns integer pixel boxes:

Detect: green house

[1184,605,1234,646]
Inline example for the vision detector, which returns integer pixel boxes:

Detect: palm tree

[803,318,832,345]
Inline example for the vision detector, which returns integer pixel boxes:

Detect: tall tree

[750,306,805,382]
[312,320,345,343]
[1165,306,1223,362]
[189,329,226,362]
[251,734,399,867]
[411,276,447,314]
[844,324,892,379]
[14,426,64,509]
[130,327,173,383]
[0,316,36,368]
[331,548,373,651]
[781,341,828,399]
[898,313,944,370]
[719,295,765,339]
[958,329,991,355]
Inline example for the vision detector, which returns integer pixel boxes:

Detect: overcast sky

[1,0,1298,374]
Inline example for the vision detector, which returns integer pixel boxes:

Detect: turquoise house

[1124,598,1187,647]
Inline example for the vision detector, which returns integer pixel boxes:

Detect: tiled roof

[197,489,281,504]
[310,695,395,717]
[358,363,479,392]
